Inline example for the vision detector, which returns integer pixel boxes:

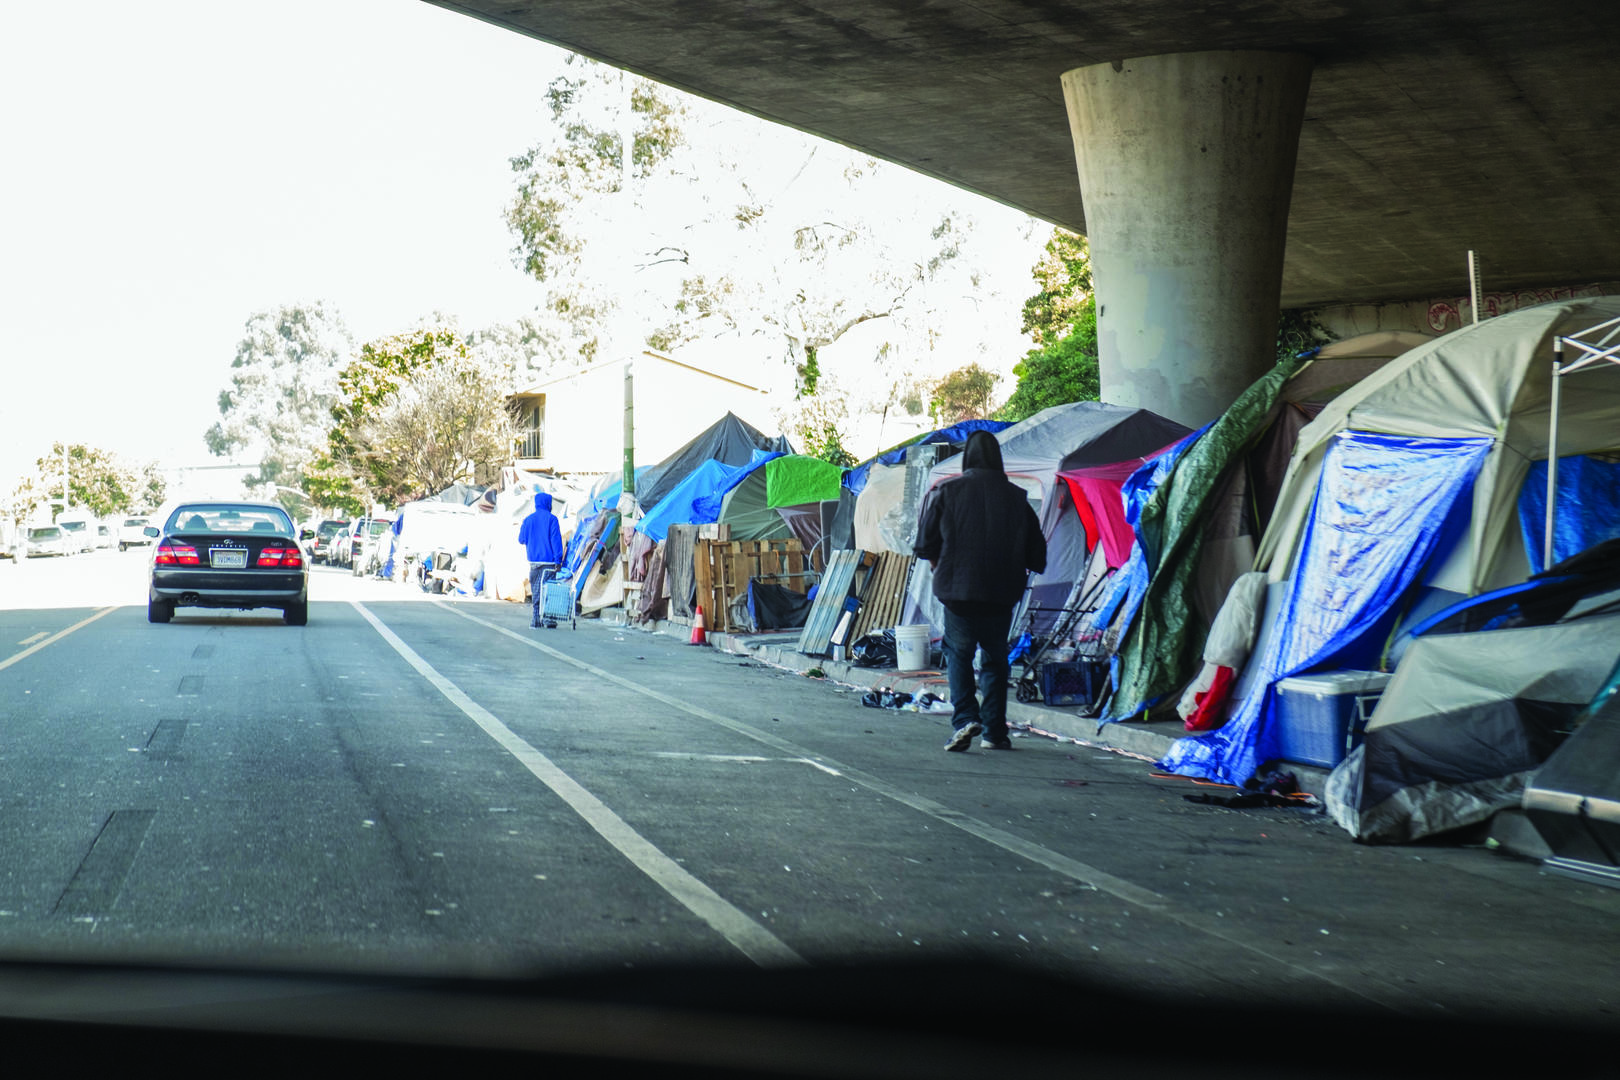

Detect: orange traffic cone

[689,605,708,646]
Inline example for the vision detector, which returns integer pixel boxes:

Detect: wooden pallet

[694,537,808,633]
[797,548,866,656]
[850,552,914,642]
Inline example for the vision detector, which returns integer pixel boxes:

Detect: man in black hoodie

[914,430,1047,751]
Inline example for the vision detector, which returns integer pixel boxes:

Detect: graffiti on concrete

[1427,285,1605,332]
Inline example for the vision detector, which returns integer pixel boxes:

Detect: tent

[1162,297,1620,785]
[914,401,1190,635]
[1105,331,1432,722]
[632,411,792,512]
[1324,613,1620,843]
[717,455,845,541]
[844,419,1013,496]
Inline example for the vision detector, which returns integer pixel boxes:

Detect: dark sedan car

[146,502,309,625]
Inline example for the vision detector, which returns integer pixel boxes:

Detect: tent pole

[1544,338,1563,570]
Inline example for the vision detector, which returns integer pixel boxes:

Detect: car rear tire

[284,601,308,626]
[147,598,173,624]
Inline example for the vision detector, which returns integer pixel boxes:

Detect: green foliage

[1021,229,1092,348]
[999,298,1101,422]
[929,363,1000,423]
[12,443,158,518]
[205,302,350,500]
[1002,227,1100,422]
[506,60,684,295]
[800,422,857,468]
[312,326,516,508]
[1276,308,1332,363]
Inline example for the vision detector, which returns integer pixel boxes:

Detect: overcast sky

[0,1,1047,490]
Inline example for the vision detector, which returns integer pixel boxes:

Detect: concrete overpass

[427,1,1620,425]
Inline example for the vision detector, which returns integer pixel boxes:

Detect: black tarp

[749,581,813,630]
[637,413,792,511]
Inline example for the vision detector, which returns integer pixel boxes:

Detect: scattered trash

[862,689,913,709]
[805,667,826,678]
[1183,790,1321,809]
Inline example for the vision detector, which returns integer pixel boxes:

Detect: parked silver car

[24,525,73,558]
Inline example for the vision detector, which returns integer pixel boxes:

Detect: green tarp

[765,456,844,509]
[1108,356,1307,720]
[718,469,793,540]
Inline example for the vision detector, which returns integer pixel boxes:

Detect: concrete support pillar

[1061,51,1313,427]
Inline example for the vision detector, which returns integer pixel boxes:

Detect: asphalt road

[2,548,1618,1030]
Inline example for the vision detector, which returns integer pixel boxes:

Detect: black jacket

[913,432,1047,607]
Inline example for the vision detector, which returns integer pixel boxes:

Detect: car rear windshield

[124,518,146,527]
[165,505,294,535]
[366,520,393,536]
[27,528,60,540]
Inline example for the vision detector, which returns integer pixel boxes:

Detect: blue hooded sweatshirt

[518,491,564,563]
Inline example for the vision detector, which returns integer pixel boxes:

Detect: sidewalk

[602,609,1333,793]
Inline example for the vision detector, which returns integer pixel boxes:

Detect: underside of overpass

[427,1,1620,423]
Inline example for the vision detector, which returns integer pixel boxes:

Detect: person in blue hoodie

[518,491,564,628]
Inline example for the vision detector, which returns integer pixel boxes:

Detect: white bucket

[894,624,932,671]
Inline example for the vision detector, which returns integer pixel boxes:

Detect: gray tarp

[1326,614,1620,843]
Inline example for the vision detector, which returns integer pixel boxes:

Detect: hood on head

[962,430,1005,474]
[534,491,552,513]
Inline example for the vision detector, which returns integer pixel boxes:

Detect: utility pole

[618,71,637,505]
[623,360,636,499]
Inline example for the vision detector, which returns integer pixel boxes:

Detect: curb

[602,608,1330,791]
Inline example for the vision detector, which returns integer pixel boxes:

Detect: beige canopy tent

[1258,296,1620,595]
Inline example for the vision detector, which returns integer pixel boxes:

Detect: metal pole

[1544,338,1563,571]
[1468,250,1482,325]
[622,361,636,498]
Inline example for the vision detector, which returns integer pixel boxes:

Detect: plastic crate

[1272,670,1391,768]
[1040,659,1106,707]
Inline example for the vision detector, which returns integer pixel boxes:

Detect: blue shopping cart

[535,564,576,630]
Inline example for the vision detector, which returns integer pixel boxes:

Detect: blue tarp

[691,449,782,522]
[844,419,1012,495]
[635,459,732,542]
[1159,431,1494,784]
[1518,454,1620,574]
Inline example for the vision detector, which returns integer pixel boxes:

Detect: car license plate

[209,548,248,569]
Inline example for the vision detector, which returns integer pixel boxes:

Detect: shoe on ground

[980,736,1014,750]
[944,722,982,752]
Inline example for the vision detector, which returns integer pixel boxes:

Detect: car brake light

[257,547,304,567]
[154,542,199,565]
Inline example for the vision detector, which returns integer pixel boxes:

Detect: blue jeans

[529,562,556,625]
[942,603,1014,740]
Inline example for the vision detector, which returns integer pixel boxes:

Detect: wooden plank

[851,552,911,641]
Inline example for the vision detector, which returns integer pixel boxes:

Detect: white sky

[0,0,1048,487]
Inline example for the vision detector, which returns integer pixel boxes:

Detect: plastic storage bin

[1272,670,1392,768]
[1040,659,1106,707]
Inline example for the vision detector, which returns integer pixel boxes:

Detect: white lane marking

[437,600,1412,1011]
[1,609,117,674]
[647,752,840,777]
[17,632,48,646]
[352,602,803,969]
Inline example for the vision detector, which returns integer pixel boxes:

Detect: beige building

[509,350,774,478]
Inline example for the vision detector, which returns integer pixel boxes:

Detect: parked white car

[24,525,73,557]
[119,516,152,551]
[54,514,94,554]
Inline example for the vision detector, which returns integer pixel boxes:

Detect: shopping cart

[535,563,576,630]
